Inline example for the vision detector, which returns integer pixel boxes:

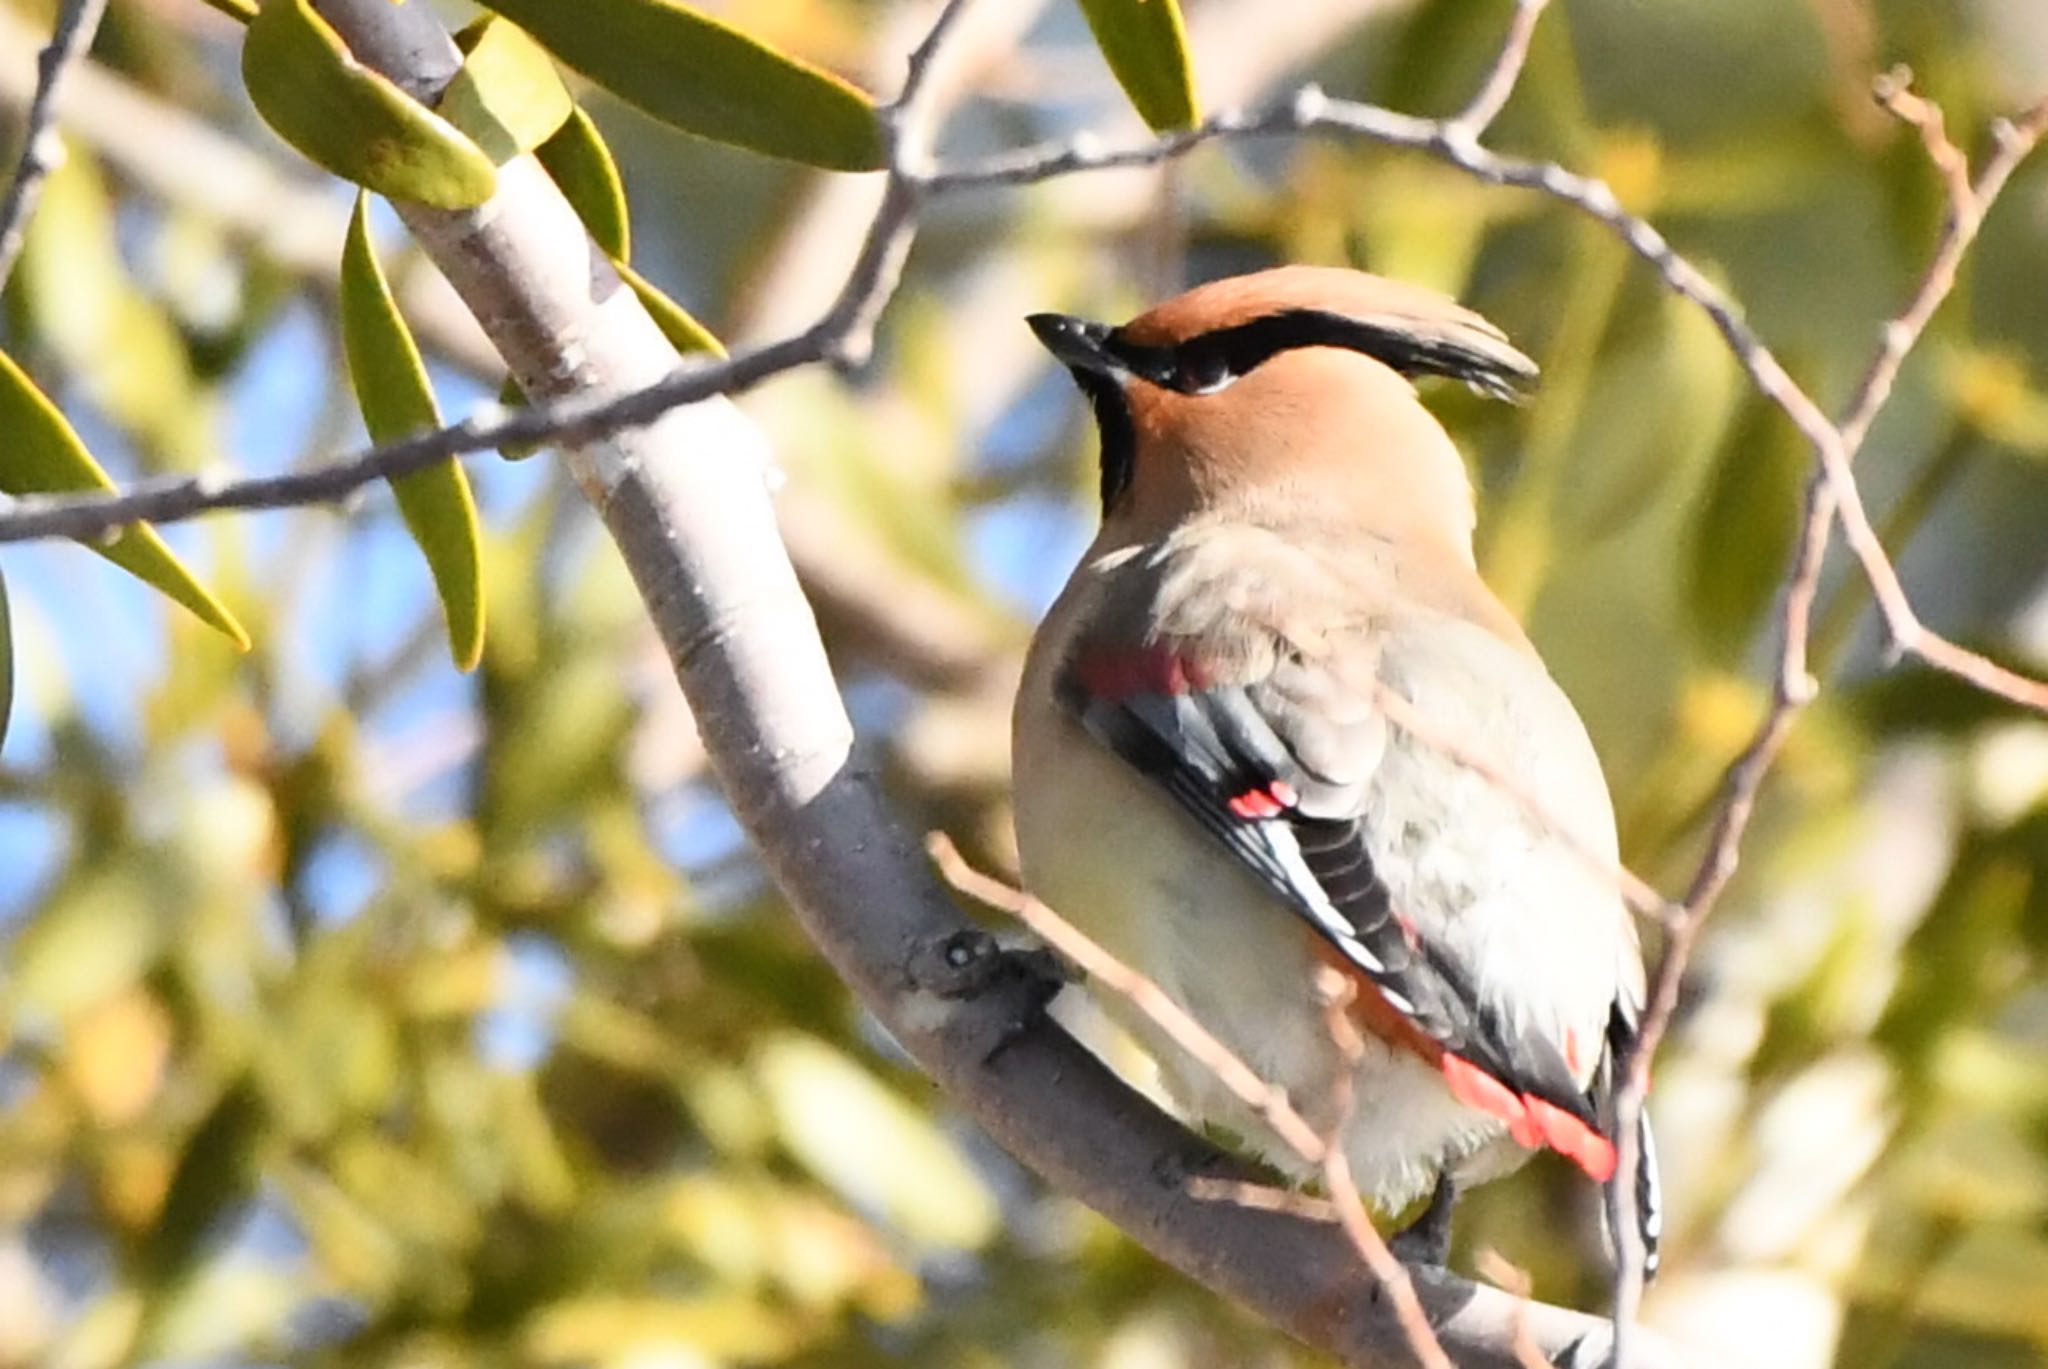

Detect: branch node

[1290,83,1329,125]
[1437,123,1482,160]
[907,926,1061,1001]
[1069,128,1107,161]
[821,334,869,377]
[1871,62,1913,106]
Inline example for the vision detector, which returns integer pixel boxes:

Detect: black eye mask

[1104,308,1539,401]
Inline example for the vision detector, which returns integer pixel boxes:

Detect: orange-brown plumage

[1013,266,1658,1272]
[1113,264,1526,354]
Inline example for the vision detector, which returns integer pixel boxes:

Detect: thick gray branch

[295,0,1697,1364]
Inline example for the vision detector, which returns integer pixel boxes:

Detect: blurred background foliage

[1,0,2047,1366]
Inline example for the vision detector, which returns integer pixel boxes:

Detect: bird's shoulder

[1065,515,1521,671]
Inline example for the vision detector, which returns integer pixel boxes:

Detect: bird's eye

[1177,349,1231,394]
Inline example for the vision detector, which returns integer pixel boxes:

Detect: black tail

[1599,1001,1662,1280]
[1611,1103,1662,1280]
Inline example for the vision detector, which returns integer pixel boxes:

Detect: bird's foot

[1388,1172,1459,1268]
[907,928,1067,1062]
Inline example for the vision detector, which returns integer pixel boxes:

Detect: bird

[1010,265,1660,1273]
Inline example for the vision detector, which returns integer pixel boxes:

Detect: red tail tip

[1441,1054,1618,1182]
[1440,1053,1540,1149]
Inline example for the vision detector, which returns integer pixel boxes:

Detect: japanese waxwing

[1011,266,1659,1272]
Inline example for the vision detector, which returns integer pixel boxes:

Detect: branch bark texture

[299,0,1698,1364]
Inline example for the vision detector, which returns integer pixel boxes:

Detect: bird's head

[1028,266,1535,557]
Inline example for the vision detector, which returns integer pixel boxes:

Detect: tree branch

[0,0,109,289]
[1446,0,1549,141]
[929,833,1707,1369]
[6,2,2038,1360]
[1603,74,2048,1353]
[4,50,2039,723]
[286,0,1681,1364]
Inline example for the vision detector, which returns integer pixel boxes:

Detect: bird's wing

[1057,604,1620,1183]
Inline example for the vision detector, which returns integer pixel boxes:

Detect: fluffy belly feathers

[1012,707,1522,1214]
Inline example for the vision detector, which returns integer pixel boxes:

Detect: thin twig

[930,831,1459,1369]
[1447,0,1550,140]
[1185,1177,1345,1223]
[3,72,2038,726]
[1314,969,1457,1369]
[1873,65,1972,212]
[1475,1250,1554,1369]
[892,0,980,135]
[929,832,1326,1161]
[0,331,824,540]
[1604,75,2048,1352]
[226,0,1696,1363]
[0,0,109,289]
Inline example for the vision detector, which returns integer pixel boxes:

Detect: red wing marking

[1442,1052,1541,1149]
[1227,784,1289,819]
[1526,1096,1619,1182]
[1072,646,1214,699]
[1315,943,1617,1178]
[1059,650,1624,1186]
[1442,1052,1618,1181]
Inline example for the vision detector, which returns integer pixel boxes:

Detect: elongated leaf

[242,0,497,209]
[615,259,725,358]
[199,0,255,20]
[440,16,574,164]
[17,148,213,468]
[496,376,541,461]
[1684,394,1806,660]
[1076,0,1200,132]
[136,1081,266,1282]
[538,107,631,260]
[339,197,486,671]
[475,0,884,171]
[0,349,249,648]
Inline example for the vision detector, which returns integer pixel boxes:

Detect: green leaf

[615,259,726,358]
[198,0,255,20]
[137,1081,267,1283]
[241,0,497,209]
[15,147,214,468]
[474,0,884,171]
[533,104,721,358]
[490,100,715,465]
[1684,394,1807,660]
[0,348,249,648]
[538,107,632,260]
[1076,0,1200,132]
[11,862,167,1021]
[339,196,486,671]
[496,375,543,461]
[439,16,574,165]
[755,1034,998,1252]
